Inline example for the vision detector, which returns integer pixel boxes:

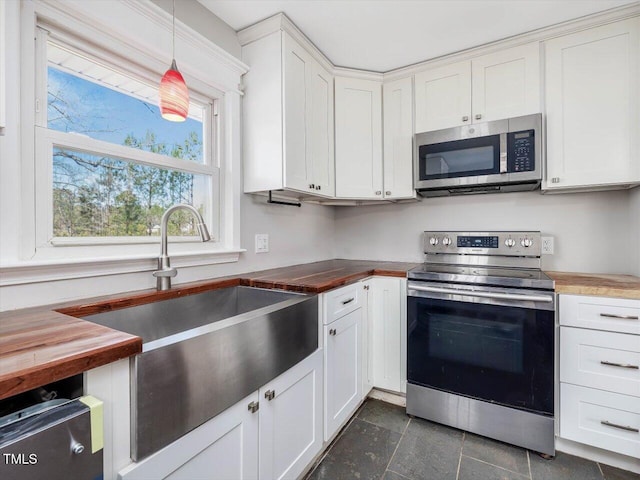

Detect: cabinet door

[545,18,640,190]
[383,77,415,199]
[325,307,362,440]
[369,277,404,393]
[282,32,312,193]
[414,61,471,132]
[308,62,335,197]
[335,77,383,198]
[471,42,540,122]
[259,350,323,480]
[119,393,259,480]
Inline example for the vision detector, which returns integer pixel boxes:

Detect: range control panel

[424,231,541,257]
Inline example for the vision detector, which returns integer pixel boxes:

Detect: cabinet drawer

[560,294,640,334]
[560,327,640,397]
[324,283,362,324]
[560,383,640,458]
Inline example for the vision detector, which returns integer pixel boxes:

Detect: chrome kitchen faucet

[153,204,211,291]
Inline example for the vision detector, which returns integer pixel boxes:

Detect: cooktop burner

[408,263,554,290]
[411,231,555,290]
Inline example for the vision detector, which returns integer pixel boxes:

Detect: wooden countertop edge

[0,336,141,400]
[553,285,640,299]
[546,271,640,300]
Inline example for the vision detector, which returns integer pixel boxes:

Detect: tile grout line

[455,432,465,480]
[597,462,605,479]
[382,416,412,477]
[459,454,531,479]
[527,450,532,480]
[304,403,365,479]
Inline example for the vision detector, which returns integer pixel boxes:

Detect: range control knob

[429,236,439,246]
[521,238,533,248]
[442,236,452,246]
[504,238,516,248]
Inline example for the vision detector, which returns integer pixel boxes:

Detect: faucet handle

[153,268,177,278]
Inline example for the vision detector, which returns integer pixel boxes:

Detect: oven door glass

[407,295,554,415]
[418,134,500,180]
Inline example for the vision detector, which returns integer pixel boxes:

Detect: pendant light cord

[172,0,176,61]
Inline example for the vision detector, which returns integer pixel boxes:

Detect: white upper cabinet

[243,30,335,197]
[308,62,335,195]
[471,42,541,123]
[544,17,640,191]
[414,42,540,133]
[414,61,471,133]
[383,77,415,199]
[282,33,311,193]
[335,76,383,199]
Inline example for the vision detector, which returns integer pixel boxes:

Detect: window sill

[0,248,245,286]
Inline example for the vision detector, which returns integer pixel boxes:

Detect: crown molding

[383,2,640,81]
[239,5,640,83]
[239,12,334,74]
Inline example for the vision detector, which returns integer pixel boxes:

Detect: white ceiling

[197,0,637,72]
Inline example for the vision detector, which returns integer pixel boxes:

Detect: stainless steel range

[406,231,555,455]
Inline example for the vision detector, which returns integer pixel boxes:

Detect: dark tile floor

[306,399,640,480]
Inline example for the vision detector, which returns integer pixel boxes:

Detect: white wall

[334,190,635,275]
[630,187,640,276]
[151,0,242,59]
[0,195,335,310]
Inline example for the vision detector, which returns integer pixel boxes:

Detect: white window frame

[0,0,247,285]
[35,27,220,248]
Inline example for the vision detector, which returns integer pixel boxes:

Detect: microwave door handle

[409,284,553,303]
[500,133,508,173]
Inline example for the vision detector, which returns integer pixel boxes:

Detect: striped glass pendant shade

[159,59,189,122]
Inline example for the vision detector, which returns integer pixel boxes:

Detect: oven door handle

[408,284,554,303]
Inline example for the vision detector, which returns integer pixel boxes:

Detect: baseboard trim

[367,388,406,407]
[556,437,640,474]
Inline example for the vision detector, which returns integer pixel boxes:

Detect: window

[34,30,220,249]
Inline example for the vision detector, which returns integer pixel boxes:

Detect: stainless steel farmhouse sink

[83,286,318,460]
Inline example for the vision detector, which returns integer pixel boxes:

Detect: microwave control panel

[507,130,535,173]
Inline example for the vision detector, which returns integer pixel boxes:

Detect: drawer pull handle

[600,313,639,320]
[600,420,639,433]
[341,297,355,305]
[600,360,639,370]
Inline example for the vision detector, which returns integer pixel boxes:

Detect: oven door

[407,281,554,415]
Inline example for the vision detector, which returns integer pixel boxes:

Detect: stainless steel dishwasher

[0,377,103,480]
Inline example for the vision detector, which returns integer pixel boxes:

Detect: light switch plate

[255,234,269,253]
[541,236,554,255]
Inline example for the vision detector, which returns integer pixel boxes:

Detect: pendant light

[159,0,189,122]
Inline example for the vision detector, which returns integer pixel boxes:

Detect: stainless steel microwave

[414,113,542,197]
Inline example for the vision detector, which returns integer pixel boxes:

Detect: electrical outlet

[541,236,554,255]
[255,234,269,253]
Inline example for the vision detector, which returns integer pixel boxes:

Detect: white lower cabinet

[259,349,323,480]
[118,391,259,480]
[118,350,323,480]
[559,294,640,461]
[369,277,406,393]
[560,383,640,459]
[324,308,362,440]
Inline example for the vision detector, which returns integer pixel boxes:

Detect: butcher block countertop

[242,259,419,293]
[0,260,417,400]
[547,271,640,300]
